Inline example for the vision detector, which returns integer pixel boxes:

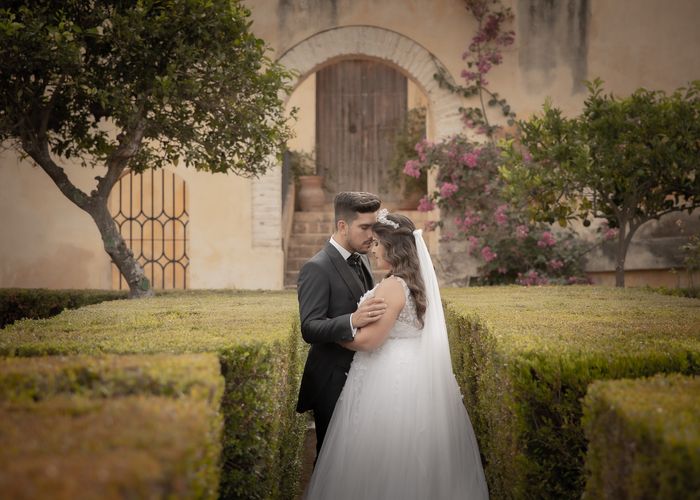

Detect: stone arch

[279,26,463,138]
[252,25,463,248]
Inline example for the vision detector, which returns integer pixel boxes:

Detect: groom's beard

[353,240,373,254]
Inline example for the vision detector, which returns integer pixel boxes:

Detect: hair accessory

[376,208,399,228]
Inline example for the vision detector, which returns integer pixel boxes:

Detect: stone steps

[293,220,335,234]
[285,209,335,288]
[285,208,391,289]
[289,233,331,248]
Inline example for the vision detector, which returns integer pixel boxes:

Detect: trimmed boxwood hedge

[218,320,307,499]
[0,395,222,500]
[0,352,223,402]
[0,290,307,499]
[583,374,700,499]
[0,352,224,499]
[0,288,127,328]
[0,290,298,356]
[443,285,700,499]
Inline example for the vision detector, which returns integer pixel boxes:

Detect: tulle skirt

[306,337,489,499]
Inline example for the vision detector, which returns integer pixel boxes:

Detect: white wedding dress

[306,274,489,499]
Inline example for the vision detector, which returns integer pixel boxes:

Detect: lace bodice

[358,276,422,338]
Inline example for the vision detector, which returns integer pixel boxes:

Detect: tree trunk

[87,199,154,298]
[614,221,639,288]
[25,139,153,298]
[614,231,626,287]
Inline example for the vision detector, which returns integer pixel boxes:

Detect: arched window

[108,169,189,289]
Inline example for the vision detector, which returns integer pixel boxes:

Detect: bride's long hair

[372,213,427,327]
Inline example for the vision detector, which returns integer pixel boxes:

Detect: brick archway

[251,25,463,248]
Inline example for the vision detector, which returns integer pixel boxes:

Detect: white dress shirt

[329,236,359,338]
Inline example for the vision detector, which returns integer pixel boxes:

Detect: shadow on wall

[276,0,339,54]
[518,0,590,93]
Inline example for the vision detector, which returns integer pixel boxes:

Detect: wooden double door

[316,59,407,203]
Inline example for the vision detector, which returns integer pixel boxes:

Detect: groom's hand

[351,298,387,328]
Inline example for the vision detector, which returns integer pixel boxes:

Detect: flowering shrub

[407,136,589,285]
[406,0,591,286]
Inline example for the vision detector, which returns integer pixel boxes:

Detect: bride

[305,210,489,499]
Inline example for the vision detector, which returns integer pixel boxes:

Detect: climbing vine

[406,0,590,285]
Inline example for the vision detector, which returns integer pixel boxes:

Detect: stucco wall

[0,146,283,290]
[253,0,699,108]
[0,150,112,289]
[251,0,700,285]
[1,0,698,290]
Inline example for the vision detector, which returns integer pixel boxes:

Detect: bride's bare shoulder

[374,276,406,308]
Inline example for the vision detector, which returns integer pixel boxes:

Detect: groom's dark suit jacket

[296,241,374,413]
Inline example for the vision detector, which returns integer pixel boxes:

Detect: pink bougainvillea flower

[461,150,480,168]
[439,182,459,198]
[517,269,549,286]
[548,259,564,271]
[458,211,481,231]
[494,204,509,226]
[417,196,435,212]
[515,224,529,240]
[403,159,422,179]
[461,70,480,82]
[537,231,556,248]
[476,59,492,74]
[414,139,432,162]
[481,245,497,263]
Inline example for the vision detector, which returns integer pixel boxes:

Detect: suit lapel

[323,242,365,300]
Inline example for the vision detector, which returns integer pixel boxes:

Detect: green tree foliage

[501,79,700,286]
[0,1,294,297]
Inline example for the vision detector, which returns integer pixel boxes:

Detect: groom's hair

[334,192,381,227]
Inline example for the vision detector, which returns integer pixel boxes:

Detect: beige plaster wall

[254,0,699,141]
[254,0,699,143]
[286,73,316,154]
[251,0,699,283]
[0,146,282,290]
[0,149,111,289]
[173,166,283,290]
[508,0,700,117]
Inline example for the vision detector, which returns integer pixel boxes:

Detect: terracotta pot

[298,175,325,211]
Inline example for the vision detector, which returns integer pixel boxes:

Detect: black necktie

[347,254,367,292]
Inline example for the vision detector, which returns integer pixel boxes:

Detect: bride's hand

[351,297,387,328]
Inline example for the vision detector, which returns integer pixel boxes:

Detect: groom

[296,191,388,457]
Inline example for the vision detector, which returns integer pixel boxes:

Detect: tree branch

[96,114,147,199]
[22,137,91,210]
[650,201,700,220]
[38,76,64,142]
